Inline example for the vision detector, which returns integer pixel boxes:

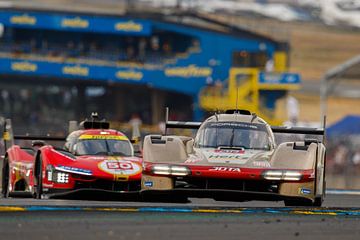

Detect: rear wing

[270,126,325,136]
[164,108,326,142]
[1,118,66,151]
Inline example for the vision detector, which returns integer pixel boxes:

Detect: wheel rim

[2,163,10,197]
[35,158,43,199]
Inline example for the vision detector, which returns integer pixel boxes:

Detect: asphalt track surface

[0,193,360,240]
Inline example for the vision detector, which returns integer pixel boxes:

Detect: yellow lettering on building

[10,14,37,25]
[165,65,212,78]
[114,21,143,32]
[62,66,89,76]
[11,62,38,72]
[61,17,89,28]
[116,71,143,81]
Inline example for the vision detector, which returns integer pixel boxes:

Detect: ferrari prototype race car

[0,113,142,200]
[141,110,326,206]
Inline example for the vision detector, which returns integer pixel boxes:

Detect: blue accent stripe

[1,206,360,216]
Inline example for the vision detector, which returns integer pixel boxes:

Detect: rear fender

[143,135,193,163]
[270,141,320,170]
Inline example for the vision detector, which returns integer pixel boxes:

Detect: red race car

[0,113,142,200]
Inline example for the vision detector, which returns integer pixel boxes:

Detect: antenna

[165,107,169,135]
[322,115,327,144]
[236,87,239,112]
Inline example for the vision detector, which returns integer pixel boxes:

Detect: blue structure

[327,115,360,137]
[0,8,299,124]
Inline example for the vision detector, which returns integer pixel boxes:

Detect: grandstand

[0,3,299,134]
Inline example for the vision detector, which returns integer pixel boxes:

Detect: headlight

[263,170,302,181]
[151,165,190,176]
[46,165,54,181]
[56,172,70,183]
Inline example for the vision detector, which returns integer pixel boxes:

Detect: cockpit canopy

[194,122,271,150]
[65,132,133,156]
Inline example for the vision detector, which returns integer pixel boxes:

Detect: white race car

[141,110,326,206]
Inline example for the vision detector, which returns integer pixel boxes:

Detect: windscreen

[74,139,132,156]
[195,122,271,150]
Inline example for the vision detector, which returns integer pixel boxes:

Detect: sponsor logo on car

[144,181,153,187]
[210,167,241,172]
[98,160,141,176]
[299,188,312,195]
[56,166,92,175]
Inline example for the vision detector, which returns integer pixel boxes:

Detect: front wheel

[1,159,10,198]
[34,156,43,199]
[284,198,322,207]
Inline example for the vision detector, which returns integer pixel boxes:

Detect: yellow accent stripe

[292,211,337,216]
[0,207,26,212]
[79,135,128,140]
[193,209,243,213]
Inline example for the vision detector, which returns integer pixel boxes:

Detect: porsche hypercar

[141,110,326,206]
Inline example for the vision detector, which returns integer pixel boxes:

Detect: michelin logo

[144,181,153,187]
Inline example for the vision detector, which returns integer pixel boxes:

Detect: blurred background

[0,0,359,188]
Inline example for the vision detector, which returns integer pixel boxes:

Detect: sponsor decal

[214,149,245,154]
[62,65,89,76]
[61,17,89,28]
[114,21,143,32]
[144,181,153,187]
[78,134,128,140]
[164,65,212,78]
[56,166,92,175]
[98,160,141,176]
[299,188,312,195]
[208,122,260,129]
[184,158,202,163]
[210,167,241,172]
[10,14,37,25]
[209,154,244,159]
[11,62,38,72]
[252,161,271,168]
[115,71,143,81]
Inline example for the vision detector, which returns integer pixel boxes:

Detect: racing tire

[142,194,189,203]
[34,155,43,199]
[284,199,313,207]
[284,198,322,207]
[1,158,10,198]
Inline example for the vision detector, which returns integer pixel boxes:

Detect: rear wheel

[1,158,10,198]
[284,197,323,207]
[284,199,313,207]
[34,156,43,199]
[142,194,188,203]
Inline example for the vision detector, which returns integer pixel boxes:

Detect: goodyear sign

[0,11,151,35]
[116,71,143,81]
[62,65,89,76]
[61,17,89,29]
[114,21,143,32]
[0,57,208,95]
[10,14,37,25]
[165,65,213,78]
[11,62,38,72]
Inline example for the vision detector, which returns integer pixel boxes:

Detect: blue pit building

[0,6,300,133]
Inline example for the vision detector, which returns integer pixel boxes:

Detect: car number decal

[98,160,141,176]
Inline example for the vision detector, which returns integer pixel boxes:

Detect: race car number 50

[98,160,141,176]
